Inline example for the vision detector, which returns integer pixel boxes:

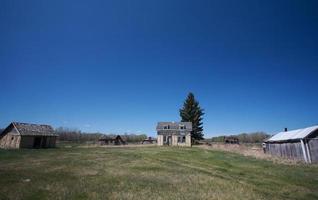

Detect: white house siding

[157,135,163,146]
[157,134,191,147]
[174,134,191,147]
[186,135,191,146]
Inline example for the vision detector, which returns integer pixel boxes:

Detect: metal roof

[267,125,318,142]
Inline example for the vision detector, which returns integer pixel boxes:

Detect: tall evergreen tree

[179,92,204,141]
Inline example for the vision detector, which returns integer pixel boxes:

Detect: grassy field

[0,146,317,200]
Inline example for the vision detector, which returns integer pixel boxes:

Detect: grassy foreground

[0,146,317,200]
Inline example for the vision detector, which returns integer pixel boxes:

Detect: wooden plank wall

[308,139,318,163]
[266,142,305,161]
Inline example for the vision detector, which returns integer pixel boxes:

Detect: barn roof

[99,135,126,141]
[267,125,318,142]
[12,122,57,136]
[156,122,192,131]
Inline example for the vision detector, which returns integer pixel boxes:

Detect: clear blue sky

[1,0,318,137]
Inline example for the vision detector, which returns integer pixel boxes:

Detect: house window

[178,136,181,143]
[180,125,186,130]
[11,137,14,140]
[163,136,167,142]
[164,125,170,130]
[182,136,186,143]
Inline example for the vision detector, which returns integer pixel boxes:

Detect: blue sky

[0,0,318,137]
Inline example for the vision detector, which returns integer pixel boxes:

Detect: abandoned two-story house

[157,122,192,147]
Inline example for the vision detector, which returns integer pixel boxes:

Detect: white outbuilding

[265,125,318,163]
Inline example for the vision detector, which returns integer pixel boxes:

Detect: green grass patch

[0,146,317,200]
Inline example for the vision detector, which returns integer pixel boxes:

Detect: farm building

[265,125,318,163]
[141,137,157,144]
[224,136,239,144]
[157,122,192,147]
[0,122,58,149]
[99,135,126,145]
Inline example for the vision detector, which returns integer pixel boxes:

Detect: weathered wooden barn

[0,122,58,149]
[99,135,126,145]
[265,125,318,163]
[157,122,192,147]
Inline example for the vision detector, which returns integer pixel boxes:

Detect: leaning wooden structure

[99,135,126,145]
[0,122,58,149]
[265,125,318,164]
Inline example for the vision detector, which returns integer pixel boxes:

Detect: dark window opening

[178,136,186,143]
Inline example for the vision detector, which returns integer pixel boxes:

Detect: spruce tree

[179,92,204,141]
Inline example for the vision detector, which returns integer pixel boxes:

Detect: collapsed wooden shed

[99,135,126,145]
[0,122,58,149]
[224,136,239,144]
[265,125,318,164]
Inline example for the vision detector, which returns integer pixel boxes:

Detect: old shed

[0,122,58,149]
[265,125,318,163]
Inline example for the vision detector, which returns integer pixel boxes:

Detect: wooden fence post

[305,140,312,164]
[301,139,308,163]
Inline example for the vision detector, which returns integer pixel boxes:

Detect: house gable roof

[156,122,192,131]
[267,125,318,142]
[0,123,16,138]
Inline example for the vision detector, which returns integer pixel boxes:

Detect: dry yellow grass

[198,143,303,165]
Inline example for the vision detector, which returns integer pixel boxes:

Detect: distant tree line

[122,133,148,143]
[55,127,147,143]
[55,127,102,142]
[211,132,270,143]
